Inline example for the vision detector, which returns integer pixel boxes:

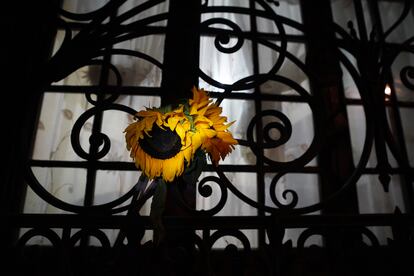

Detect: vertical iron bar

[160,1,201,274]
[161,0,201,105]
[249,0,266,248]
[301,0,359,214]
[161,0,201,215]
[301,3,361,270]
[354,0,369,42]
[81,11,117,249]
[83,13,116,209]
[387,77,414,213]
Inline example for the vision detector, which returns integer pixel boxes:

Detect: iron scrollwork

[26,0,168,214]
[17,2,414,270]
[197,0,377,216]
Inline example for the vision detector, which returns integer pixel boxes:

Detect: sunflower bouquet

[124,87,237,243]
[124,86,238,183]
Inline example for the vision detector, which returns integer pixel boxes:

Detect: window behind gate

[6,0,414,275]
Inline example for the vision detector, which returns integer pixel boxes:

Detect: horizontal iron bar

[46,85,313,102]
[200,27,306,43]
[210,92,310,102]
[28,160,320,173]
[29,160,413,174]
[5,213,414,229]
[57,23,305,43]
[345,98,414,107]
[45,85,414,106]
[46,85,163,96]
[58,22,167,32]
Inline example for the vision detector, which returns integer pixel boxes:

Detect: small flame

[384,84,391,96]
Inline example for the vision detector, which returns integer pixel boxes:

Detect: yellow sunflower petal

[144,117,156,134]
[197,104,209,117]
[189,86,200,106]
[202,138,221,166]
[201,128,217,138]
[183,146,193,164]
[191,131,204,154]
[150,156,163,178]
[190,103,198,115]
[205,105,222,117]
[167,116,180,131]
[216,131,238,144]
[175,123,186,143]
[163,157,178,182]
[174,152,185,176]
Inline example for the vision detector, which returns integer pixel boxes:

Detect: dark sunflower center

[139,125,182,159]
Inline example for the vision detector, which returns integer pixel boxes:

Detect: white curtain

[24,0,167,245]
[197,0,319,248]
[24,0,410,247]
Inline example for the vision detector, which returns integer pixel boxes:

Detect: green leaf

[182,101,191,114]
[157,104,172,113]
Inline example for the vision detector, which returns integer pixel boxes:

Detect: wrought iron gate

[2,0,414,275]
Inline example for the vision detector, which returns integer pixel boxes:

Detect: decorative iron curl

[17,228,61,249]
[105,49,164,70]
[197,176,228,215]
[269,173,298,209]
[366,0,414,90]
[25,165,152,214]
[69,228,111,249]
[213,39,313,105]
[380,42,414,95]
[400,65,414,90]
[358,227,380,247]
[248,109,292,150]
[58,0,125,22]
[84,48,164,105]
[70,104,136,160]
[209,229,251,252]
[56,17,73,49]
[214,50,375,215]
[199,0,288,91]
[170,176,228,217]
[16,228,62,264]
[336,3,413,192]
[69,229,112,265]
[297,227,380,248]
[25,103,158,214]
[201,18,245,54]
[46,0,168,86]
[297,228,324,248]
[381,0,411,42]
[246,105,319,170]
[81,60,123,105]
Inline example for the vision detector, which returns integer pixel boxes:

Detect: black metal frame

[2,0,414,275]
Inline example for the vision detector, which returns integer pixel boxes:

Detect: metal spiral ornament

[269,173,298,209]
[199,0,288,91]
[400,65,414,90]
[172,176,228,216]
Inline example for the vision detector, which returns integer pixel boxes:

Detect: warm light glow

[384,84,392,96]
